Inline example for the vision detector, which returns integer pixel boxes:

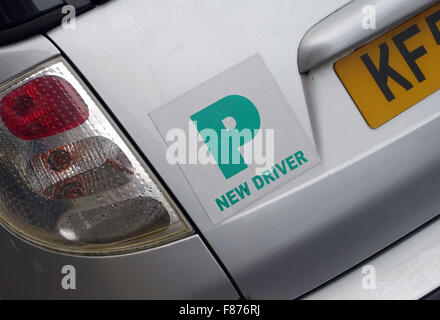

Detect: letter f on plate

[191,95,261,179]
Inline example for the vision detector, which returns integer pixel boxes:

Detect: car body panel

[303,214,440,300]
[46,0,440,299]
[0,229,239,299]
[0,36,58,83]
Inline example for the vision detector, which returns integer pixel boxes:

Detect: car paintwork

[2,0,440,299]
[48,0,440,299]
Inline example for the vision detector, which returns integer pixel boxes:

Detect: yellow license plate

[335,3,440,128]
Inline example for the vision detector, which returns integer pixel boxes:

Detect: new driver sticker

[150,55,320,224]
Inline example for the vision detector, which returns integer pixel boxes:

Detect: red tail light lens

[0,75,89,140]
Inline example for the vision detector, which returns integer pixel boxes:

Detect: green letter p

[190,95,261,179]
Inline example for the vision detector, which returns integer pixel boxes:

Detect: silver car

[1,0,440,300]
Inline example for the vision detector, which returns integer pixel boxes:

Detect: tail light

[0,58,192,255]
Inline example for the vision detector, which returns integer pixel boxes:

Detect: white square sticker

[150,55,320,224]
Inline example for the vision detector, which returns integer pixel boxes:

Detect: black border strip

[422,287,440,300]
[0,1,95,46]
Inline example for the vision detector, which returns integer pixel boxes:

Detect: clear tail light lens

[0,58,192,255]
[27,136,134,200]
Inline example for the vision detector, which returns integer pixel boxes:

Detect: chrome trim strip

[298,0,439,73]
